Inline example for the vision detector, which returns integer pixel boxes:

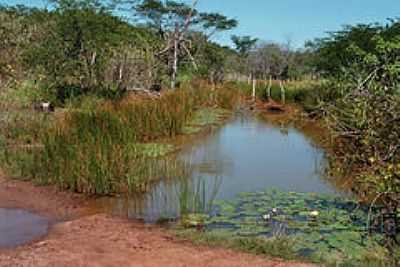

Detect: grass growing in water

[182,108,231,135]
[0,84,239,195]
[178,176,222,227]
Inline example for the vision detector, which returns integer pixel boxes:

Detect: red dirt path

[0,175,317,267]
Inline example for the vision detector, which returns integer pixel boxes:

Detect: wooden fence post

[279,80,285,105]
[267,76,272,101]
[252,78,256,101]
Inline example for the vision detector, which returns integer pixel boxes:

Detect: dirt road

[0,175,316,267]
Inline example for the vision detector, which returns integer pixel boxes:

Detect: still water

[0,208,48,248]
[95,114,338,222]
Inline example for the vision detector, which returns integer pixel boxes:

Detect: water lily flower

[272,208,278,214]
[262,214,272,221]
[310,211,319,217]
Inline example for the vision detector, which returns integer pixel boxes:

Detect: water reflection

[179,114,333,200]
[93,114,336,222]
[95,176,222,223]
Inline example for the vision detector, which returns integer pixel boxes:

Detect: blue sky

[2,0,399,47]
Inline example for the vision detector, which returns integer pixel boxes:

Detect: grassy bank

[233,80,332,112]
[176,230,392,267]
[0,82,239,195]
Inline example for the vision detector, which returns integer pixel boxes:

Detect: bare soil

[0,175,91,222]
[0,168,316,267]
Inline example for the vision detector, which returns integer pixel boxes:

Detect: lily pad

[181,213,209,228]
[194,189,386,262]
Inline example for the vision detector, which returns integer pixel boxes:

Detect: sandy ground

[0,174,91,222]
[0,172,316,267]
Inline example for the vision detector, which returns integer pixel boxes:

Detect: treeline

[231,36,316,81]
[309,20,400,81]
[0,0,321,105]
[0,0,241,103]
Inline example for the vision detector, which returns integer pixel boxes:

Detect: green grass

[175,230,300,261]
[0,83,240,195]
[182,108,231,135]
[176,229,394,267]
[134,143,176,158]
[232,80,331,112]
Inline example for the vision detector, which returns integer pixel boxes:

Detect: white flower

[310,211,319,217]
[262,214,271,221]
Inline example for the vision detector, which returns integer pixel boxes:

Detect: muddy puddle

[0,208,48,248]
[91,113,344,222]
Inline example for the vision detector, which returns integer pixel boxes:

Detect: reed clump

[1,83,239,195]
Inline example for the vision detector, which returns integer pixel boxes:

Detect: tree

[199,12,238,39]
[231,35,258,57]
[133,0,237,89]
[230,35,257,80]
[24,0,153,102]
[249,42,285,79]
[315,19,400,215]
[0,5,49,84]
[242,40,317,81]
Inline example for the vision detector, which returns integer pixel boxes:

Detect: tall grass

[178,176,222,216]
[1,83,239,195]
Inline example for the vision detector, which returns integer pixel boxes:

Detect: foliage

[134,0,195,32]
[230,37,317,81]
[0,1,238,103]
[133,0,237,88]
[193,41,237,84]
[312,20,400,204]
[301,20,400,258]
[231,35,258,57]
[24,1,155,101]
[134,0,237,35]
[309,19,400,79]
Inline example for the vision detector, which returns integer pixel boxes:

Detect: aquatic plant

[134,143,176,158]
[177,189,394,266]
[182,108,231,135]
[178,176,222,218]
[0,84,239,195]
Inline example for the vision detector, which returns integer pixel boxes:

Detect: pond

[88,112,386,263]
[0,208,48,248]
[93,113,342,223]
